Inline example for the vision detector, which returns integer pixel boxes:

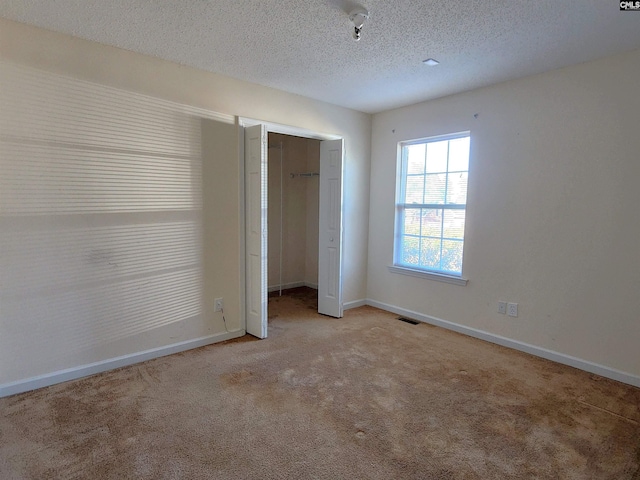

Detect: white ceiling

[1,1,639,114]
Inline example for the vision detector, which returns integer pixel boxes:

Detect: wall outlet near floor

[498,301,507,315]
[507,302,518,317]
[214,298,224,312]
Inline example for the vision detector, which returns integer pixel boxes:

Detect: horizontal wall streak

[0,135,200,161]
[0,61,231,120]
[1,63,203,156]
[1,137,202,214]
[0,330,244,398]
[1,270,204,365]
[0,60,209,384]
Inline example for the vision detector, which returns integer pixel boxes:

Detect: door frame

[238,117,343,335]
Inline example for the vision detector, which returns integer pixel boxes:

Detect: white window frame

[389,131,470,286]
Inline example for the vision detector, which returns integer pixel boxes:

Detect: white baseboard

[366,299,640,388]
[344,299,367,310]
[268,282,318,293]
[0,329,245,398]
[7,300,636,397]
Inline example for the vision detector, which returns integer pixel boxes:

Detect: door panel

[244,125,267,338]
[318,139,344,318]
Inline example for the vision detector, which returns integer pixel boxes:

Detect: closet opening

[243,120,343,338]
[267,133,320,308]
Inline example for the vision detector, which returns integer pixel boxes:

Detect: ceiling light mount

[349,7,369,42]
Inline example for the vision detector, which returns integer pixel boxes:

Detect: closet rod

[289,172,319,178]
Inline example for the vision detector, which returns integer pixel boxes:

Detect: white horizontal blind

[0,62,210,382]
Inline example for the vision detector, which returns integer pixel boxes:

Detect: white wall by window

[368,48,640,379]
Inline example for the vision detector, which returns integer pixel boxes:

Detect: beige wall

[0,18,370,386]
[305,140,320,287]
[267,133,320,290]
[0,18,371,302]
[368,49,640,378]
[202,119,242,333]
[1,60,225,385]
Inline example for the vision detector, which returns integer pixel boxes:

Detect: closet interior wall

[267,133,320,293]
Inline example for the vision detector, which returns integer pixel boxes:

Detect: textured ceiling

[1,1,640,113]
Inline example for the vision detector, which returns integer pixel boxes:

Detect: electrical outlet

[507,302,518,317]
[214,298,223,312]
[498,301,507,315]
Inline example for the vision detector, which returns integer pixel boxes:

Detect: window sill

[387,265,468,286]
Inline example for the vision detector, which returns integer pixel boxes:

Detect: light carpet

[1,287,639,479]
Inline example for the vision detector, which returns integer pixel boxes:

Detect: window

[393,132,470,281]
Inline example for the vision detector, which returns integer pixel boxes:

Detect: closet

[267,133,320,297]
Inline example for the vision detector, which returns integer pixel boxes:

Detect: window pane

[395,133,469,277]
[421,209,442,237]
[403,208,421,235]
[446,172,468,204]
[443,210,465,240]
[448,137,470,172]
[406,144,425,174]
[426,140,448,173]
[424,174,446,204]
[441,240,464,273]
[420,238,441,269]
[401,236,420,266]
[405,175,424,203]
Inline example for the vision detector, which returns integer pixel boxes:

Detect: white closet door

[244,124,268,338]
[318,139,344,318]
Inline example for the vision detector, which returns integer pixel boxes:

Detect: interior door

[244,124,268,338]
[318,139,344,318]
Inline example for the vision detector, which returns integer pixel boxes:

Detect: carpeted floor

[1,287,639,479]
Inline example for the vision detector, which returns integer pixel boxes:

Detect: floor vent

[398,317,420,325]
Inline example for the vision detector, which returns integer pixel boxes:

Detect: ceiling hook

[349,8,369,41]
